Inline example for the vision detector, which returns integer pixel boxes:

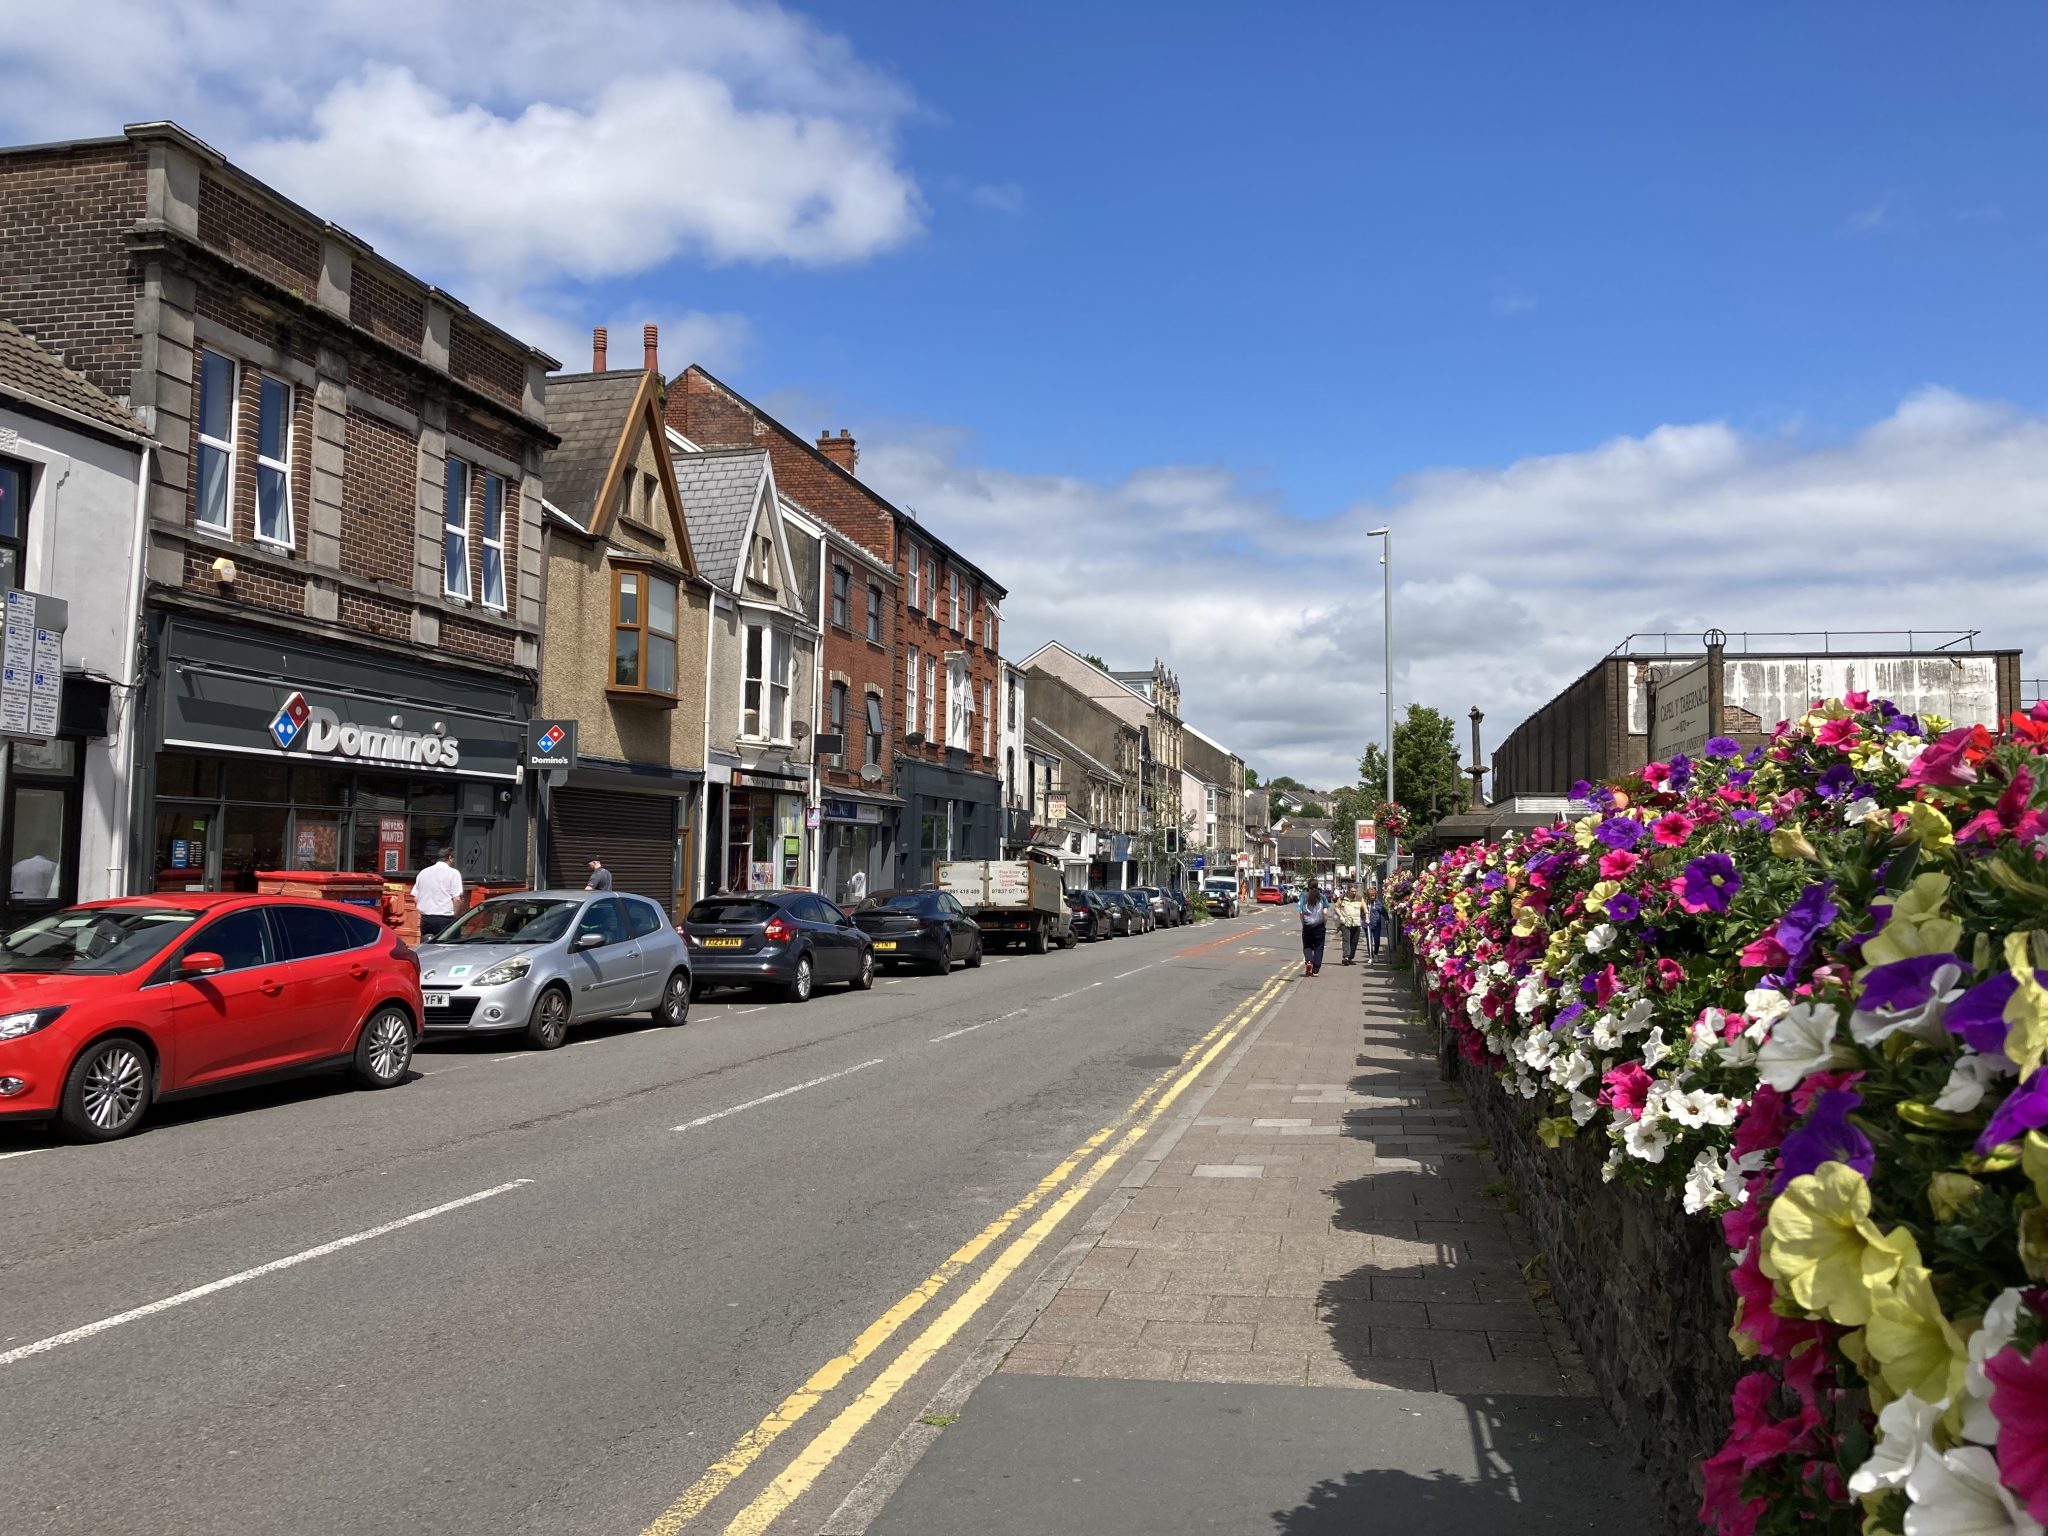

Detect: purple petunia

[1678,854,1741,915]
[1775,881,1839,979]
[1732,808,1776,833]
[1815,762,1856,801]
[1947,972,2048,1058]
[1596,817,1644,851]
[1851,954,1963,1042]
[1550,1001,1585,1034]
[1978,1071,2048,1154]
[1481,870,1506,891]
[1775,1089,1875,1189]
[1704,736,1742,759]
[1604,891,1642,924]
[1668,754,1695,791]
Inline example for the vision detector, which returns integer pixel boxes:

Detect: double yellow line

[641,966,1294,1536]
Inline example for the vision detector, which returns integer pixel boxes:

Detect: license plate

[702,937,743,949]
[425,991,453,1008]
[873,941,898,951]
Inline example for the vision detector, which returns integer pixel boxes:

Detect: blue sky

[11,2,2046,783]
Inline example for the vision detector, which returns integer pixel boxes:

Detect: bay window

[612,565,679,701]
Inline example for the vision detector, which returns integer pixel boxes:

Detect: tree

[1244,767,1261,789]
[1080,653,1108,671]
[1358,704,1467,830]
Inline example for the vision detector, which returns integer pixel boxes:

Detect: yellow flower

[1927,1172,1984,1223]
[1923,713,1953,736]
[2024,1132,2048,1206]
[2006,933,2048,1078]
[1863,1237,1968,1405]
[1771,826,1819,862]
[1585,880,1620,916]
[1535,1117,1576,1148]
[1839,1327,1890,1411]
[1760,1162,1909,1326]
[1572,815,1599,850]
[1861,873,1964,971]
[1903,801,1955,852]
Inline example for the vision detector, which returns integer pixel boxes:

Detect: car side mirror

[178,951,225,979]
[573,931,607,950]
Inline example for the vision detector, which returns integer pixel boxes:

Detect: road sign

[1,590,66,742]
[1355,818,1377,859]
[526,719,578,786]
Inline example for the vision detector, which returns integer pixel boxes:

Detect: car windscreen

[686,899,778,925]
[434,899,581,945]
[0,907,200,973]
[858,893,932,914]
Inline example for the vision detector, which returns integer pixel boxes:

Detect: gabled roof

[541,371,648,531]
[0,316,146,444]
[672,447,771,591]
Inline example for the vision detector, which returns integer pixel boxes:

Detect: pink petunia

[1599,1061,1652,1121]
[1843,690,1870,711]
[1988,1341,2048,1522]
[1732,1087,1789,1160]
[1738,931,1791,969]
[1901,726,1981,789]
[1655,957,1685,990]
[1815,717,1861,750]
[1653,813,1697,847]
[1599,849,1640,879]
[1591,963,1619,1006]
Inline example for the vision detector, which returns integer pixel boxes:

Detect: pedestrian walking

[1368,892,1389,962]
[847,867,867,906]
[413,847,463,939]
[584,858,613,891]
[1334,884,1364,965]
[1298,879,1329,976]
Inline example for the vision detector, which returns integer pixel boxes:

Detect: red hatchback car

[0,894,423,1141]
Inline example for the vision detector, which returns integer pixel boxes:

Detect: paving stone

[1426,1301,1546,1334]
[1180,1350,1310,1385]
[1043,1289,1108,1317]
[1191,1164,1262,1179]
[1060,1345,1187,1380]
[1369,1326,1493,1361]
[1306,1356,1439,1392]
[1101,1292,1214,1322]
[1027,1314,1146,1346]
[1431,1359,1588,1396]
[1139,1320,1259,1350]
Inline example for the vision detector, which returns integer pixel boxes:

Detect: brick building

[0,121,554,892]
[668,366,1009,888]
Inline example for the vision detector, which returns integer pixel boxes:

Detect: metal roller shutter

[546,790,679,913]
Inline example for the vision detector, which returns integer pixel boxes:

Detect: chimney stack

[643,323,659,373]
[817,428,858,474]
[592,327,608,371]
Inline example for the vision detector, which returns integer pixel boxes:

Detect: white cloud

[969,182,1025,214]
[859,389,2048,786]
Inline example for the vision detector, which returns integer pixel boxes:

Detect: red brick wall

[340,588,411,643]
[819,546,897,791]
[184,550,304,617]
[182,329,316,558]
[343,407,415,585]
[354,355,414,411]
[449,319,526,413]
[198,176,322,293]
[0,141,148,401]
[352,266,423,356]
[441,610,515,665]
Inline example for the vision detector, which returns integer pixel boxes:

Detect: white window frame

[828,680,848,767]
[443,457,472,600]
[195,348,237,535]
[982,680,993,757]
[906,544,921,610]
[947,653,968,749]
[924,652,936,740]
[864,691,884,766]
[866,581,883,641]
[948,568,960,631]
[830,565,850,628]
[906,647,920,736]
[480,471,507,611]
[986,601,999,654]
[769,628,791,740]
[742,623,792,741]
[253,373,294,548]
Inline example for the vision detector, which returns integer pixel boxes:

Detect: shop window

[481,472,507,610]
[864,693,884,768]
[223,758,291,802]
[195,349,236,534]
[443,457,472,599]
[219,806,286,891]
[460,783,496,817]
[865,582,883,641]
[354,775,408,812]
[410,814,457,870]
[827,681,847,767]
[290,764,352,806]
[612,566,678,700]
[6,754,71,902]
[255,374,294,548]
[409,783,457,817]
[290,812,346,871]
[830,565,849,628]
[0,455,28,592]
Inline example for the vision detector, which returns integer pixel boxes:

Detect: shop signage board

[1356,819,1377,860]
[805,806,822,830]
[1,589,66,742]
[378,815,406,875]
[526,719,577,785]
[1650,659,1713,761]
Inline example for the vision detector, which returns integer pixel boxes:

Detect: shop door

[153,806,218,893]
[546,790,678,913]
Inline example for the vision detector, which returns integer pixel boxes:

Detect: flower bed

[1397,696,2048,1535]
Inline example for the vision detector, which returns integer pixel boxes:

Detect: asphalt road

[0,905,1297,1536]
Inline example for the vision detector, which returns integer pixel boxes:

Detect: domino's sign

[525,718,578,773]
[271,688,464,768]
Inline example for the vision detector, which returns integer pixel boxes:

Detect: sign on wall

[0,589,66,742]
[1650,659,1713,761]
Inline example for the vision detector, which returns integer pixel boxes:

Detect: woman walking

[1298,880,1330,976]
[1367,892,1389,962]
[1334,885,1364,965]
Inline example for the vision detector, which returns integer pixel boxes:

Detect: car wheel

[966,935,984,969]
[525,986,571,1050]
[655,969,691,1027]
[60,1036,154,1142]
[352,1005,415,1088]
[1028,925,1048,955]
[930,929,952,975]
[852,950,875,991]
[786,953,814,1003]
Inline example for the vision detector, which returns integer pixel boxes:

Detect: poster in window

[294,822,340,870]
[379,814,407,874]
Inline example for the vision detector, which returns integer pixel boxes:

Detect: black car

[683,890,874,1002]
[1092,890,1133,937]
[1164,887,1193,923]
[1201,880,1238,917]
[853,890,984,974]
[1105,889,1153,934]
[1065,888,1111,942]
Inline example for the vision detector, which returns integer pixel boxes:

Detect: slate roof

[541,371,648,529]
[672,447,767,589]
[0,316,146,443]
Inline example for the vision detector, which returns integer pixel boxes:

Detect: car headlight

[470,958,532,988]
[0,1006,66,1040]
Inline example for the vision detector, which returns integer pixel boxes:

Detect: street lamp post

[1367,526,1393,880]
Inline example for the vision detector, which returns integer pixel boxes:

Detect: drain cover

[1127,1053,1179,1069]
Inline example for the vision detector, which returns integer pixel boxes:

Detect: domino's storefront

[140,616,531,894]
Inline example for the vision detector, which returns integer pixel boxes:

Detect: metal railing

[1609,629,1983,657]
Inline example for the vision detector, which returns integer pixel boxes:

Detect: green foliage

[1244,767,1262,789]
[1080,653,1108,671]
[1357,704,1467,830]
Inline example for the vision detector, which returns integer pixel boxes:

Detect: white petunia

[1962,1292,2028,1446]
[1902,1445,2043,1536]
[1591,1012,1624,1050]
[1584,923,1616,955]
[1756,1001,1845,1092]
[1518,1030,1556,1072]
[1851,961,1965,1047]
[1562,1050,1596,1092]
[1716,1035,1758,1070]
[1622,1116,1671,1164]
[1849,1392,1941,1496]
[1722,1148,1768,1204]
[1744,988,1792,1031]
[1515,975,1545,1018]
[1569,1088,1599,1126]
[1844,796,1884,827]
[1619,997,1656,1034]
[1682,1148,1725,1214]
[1890,738,1929,771]
[1641,1027,1673,1070]
[1936,1053,2018,1116]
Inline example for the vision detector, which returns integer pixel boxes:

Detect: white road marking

[0,1180,534,1368]
[0,1148,48,1163]
[733,1006,769,1016]
[1114,965,1154,980]
[930,1007,1028,1043]
[672,1059,886,1132]
[883,979,906,986]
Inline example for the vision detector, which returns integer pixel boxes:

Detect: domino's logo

[270,691,312,750]
[537,724,566,754]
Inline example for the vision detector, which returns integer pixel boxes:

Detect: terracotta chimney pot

[592,327,608,371]
[643,324,659,372]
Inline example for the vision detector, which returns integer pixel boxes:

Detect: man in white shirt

[846,868,867,905]
[413,848,463,939]
[11,850,57,900]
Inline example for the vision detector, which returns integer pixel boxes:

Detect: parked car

[1130,886,1173,927]
[1201,879,1239,917]
[852,890,984,974]
[1065,888,1110,942]
[1092,889,1133,937]
[682,890,872,1002]
[423,890,694,1043]
[1165,887,1193,923]
[1256,884,1287,904]
[0,894,422,1142]
[1106,890,1154,934]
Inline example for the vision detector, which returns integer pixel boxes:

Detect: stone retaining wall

[1412,951,1742,1536]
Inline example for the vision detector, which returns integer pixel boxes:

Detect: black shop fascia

[141,616,532,894]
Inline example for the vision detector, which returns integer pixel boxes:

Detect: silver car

[417,890,692,1049]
